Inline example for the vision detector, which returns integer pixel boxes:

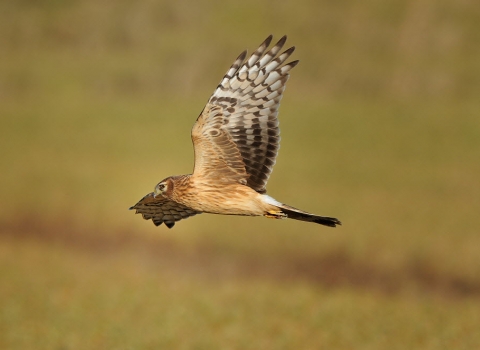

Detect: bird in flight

[130,35,341,229]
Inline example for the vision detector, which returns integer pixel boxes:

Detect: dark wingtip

[165,221,175,229]
[276,35,287,48]
[237,50,248,61]
[264,34,274,47]
[289,60,300,68]
[128,206,134,210]
[283,46,296,56]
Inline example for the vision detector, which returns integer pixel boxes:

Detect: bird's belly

[182,185,266,216]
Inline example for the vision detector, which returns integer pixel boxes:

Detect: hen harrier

[130,35,341,229]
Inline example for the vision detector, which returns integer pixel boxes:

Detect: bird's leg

[264,210,287,219]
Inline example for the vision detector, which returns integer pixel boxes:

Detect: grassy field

[1,0,480,348]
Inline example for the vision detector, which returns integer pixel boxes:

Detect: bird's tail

[261,195,341,227]
[278,204,341,227]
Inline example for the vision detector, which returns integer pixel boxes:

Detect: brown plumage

[130,35,341,229]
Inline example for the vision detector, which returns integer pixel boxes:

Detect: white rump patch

[262,194,282,206]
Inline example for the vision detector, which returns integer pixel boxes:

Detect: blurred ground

[1,0,480,349]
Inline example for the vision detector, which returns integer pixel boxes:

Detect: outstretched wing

[192,35,298,193]
[129,193,200,228]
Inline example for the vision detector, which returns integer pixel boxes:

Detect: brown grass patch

[2,215,479,300]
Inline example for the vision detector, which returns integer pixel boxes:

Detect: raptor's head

[153,177,173,198]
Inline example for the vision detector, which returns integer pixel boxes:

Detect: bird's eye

[159,184,165,191]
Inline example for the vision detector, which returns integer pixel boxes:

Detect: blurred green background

[1,0,480,348]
